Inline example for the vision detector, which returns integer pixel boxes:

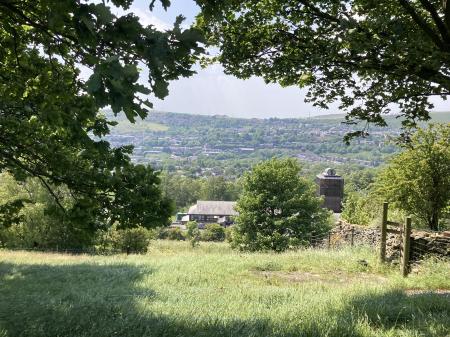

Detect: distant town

[104,111,416,176]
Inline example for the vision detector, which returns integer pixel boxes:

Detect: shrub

[165,227,185,241]
[186,221,200,247]
[116,227,152,254]
[202,223,226,242]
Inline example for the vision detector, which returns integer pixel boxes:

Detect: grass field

[0,241,449,337]
[113,120,169,133]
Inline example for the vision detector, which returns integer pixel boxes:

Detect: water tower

[315,168,344,213]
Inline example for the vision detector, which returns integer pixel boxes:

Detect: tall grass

[0,242,449,337]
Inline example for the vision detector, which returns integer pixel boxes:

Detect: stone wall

[330,221,450,261]
[410,230,450,260]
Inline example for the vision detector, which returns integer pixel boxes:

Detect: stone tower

[315,168,344,213]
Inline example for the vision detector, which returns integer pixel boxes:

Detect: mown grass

[0,241,449,337]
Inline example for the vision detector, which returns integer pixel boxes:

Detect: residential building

[181,201,238,227]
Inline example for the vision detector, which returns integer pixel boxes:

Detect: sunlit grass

[0,241,449,337]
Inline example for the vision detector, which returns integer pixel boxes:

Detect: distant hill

[312,111,450,125]
[107,109,449,136]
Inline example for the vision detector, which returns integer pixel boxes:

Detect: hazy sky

[114,0,448,118]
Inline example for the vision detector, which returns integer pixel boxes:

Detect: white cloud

[111,5,171,31]
[131,7,171,31]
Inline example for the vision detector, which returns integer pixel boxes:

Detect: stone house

[181,201,238,227]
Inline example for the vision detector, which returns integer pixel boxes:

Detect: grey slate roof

[188,201,238,216]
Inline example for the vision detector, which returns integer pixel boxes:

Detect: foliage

[161,173,241,212]
[0,173,97,249]
[0,172,172,249]
[201,223,226,242]
[0,1,202,231]
[344,169,377,195]
[186,221,201,247]
[373,124,450,230]
[341,193,378,226]
[196,0,450,140]
[231,158,331,252]
[115,227,152,254]
[165,227,186,241]
[200,176,240,201]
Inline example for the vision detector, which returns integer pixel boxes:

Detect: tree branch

[297,1,342,24]
[398,0,446,50]
[36,176,67,213]
[444,0,450,31]
[418,0,450,44]
[0,2,78,44]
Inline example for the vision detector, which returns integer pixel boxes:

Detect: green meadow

[0,241,449,337]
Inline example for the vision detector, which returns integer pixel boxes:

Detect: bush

[166,227,185,241]
[202,223,226,242]
[112,227,151,254]
[94,226,152,254]
[186,221,200,247]
[116,227,152,254]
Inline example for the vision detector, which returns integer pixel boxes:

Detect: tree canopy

[230,158,330,252]
[0,1,203,229]
[374,124,450,230]
[196,0,450,140]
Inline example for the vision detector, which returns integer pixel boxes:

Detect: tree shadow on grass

[346,289,450,336]
[0,260,449,337]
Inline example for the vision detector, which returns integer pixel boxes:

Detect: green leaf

[86,72,102,93]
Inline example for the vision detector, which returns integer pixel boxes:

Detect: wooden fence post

[401,217,412,277]
[380,202,388,263]
[328,232,331,249]
[351,227,354,247]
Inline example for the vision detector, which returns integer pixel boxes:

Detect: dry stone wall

[330,221,450,261]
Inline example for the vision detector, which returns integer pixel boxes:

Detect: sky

[110,0,448,118]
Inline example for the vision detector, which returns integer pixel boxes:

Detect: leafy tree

[344,169,377,194]
[160,173,202,210]
[200,176,240,201]
[0,1,202,229]
[0,173,96,248]
[341,193,376,226]
[196,0,450,139]
[374,124,450,230]
[230,158,330,252]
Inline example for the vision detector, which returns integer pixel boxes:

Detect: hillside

[311,111,450,125]
[102,110,449,177]
[105,111,412,176]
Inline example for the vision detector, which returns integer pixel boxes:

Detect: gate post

[380,202,388,263]
[401,217,412,277]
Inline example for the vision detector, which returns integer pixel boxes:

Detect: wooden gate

[380,202,412,277]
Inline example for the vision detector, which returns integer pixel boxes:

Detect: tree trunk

[429,212,439,231]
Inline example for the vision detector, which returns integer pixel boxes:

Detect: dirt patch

[405,289,450,297]
[255,270,388,285]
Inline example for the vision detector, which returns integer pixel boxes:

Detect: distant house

[181,201,238,227]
